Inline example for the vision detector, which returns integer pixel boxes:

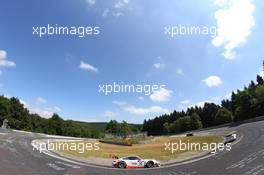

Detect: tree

[252,85,264,116]
[168,120,177,133]
[190,113,203,130]
[221,99,232,112]
[163,122,170,134]
[43,114,64,135]
[249,80,256,89]
[106,120,119,134]
[0,96,10,124]
[200,103,220,127]
[119,121,131,138]
[215,108,233,125]
[8,97,29,130]
[257,75,264,85]
[234,91,253,121]
[169,116,192,133]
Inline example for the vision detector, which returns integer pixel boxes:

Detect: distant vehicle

[112,156,161,169]
[224,133,237,144]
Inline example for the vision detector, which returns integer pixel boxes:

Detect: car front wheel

[146,161,154,168]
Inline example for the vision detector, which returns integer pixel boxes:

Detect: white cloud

[112,12,124,17]
[104,111,117,118]
[78,118,100,123]
[54,106,62,112]
[86,0,96,6]
[212,0,255,59]
[177,69,184,75]
[19,99,29,107]
[102,8,110,17]
[29,108,54,118]
[114,0,130,8]
[138,96,144,100]
[259,70,264,77]
[31,106,61,118]
[85,0,129,18]
[36,97,47,104]
[20,98,61,118]
[0,50,16,67]
[80,61,98,72]
[178,99,217,110]
[150,88,173,102]
[224,92,232,99]
[123,105,169,115]
[113,100,169,115]
[113,100,127,106]
[0,50,7,59]
[188,100,216,108]
[181,99,190,104]
[153,63,166,69]
[192,101,209,108]
[212,97,220,101]
[202,75,222,87]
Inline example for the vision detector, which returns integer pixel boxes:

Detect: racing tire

[146,161,154,168]
[118,161,127,169]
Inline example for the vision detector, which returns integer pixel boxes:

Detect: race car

[224,133,237,144]
[112,156,161,169]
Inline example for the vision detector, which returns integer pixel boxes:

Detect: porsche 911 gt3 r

[224,133,237,144]
[112,156,161,169]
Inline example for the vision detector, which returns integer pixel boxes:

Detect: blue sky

[0,0,263,123]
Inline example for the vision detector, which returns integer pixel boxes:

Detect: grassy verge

[99,137,152,146]
[54,135,222,163]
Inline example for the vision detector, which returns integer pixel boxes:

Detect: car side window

[129,157,140,160]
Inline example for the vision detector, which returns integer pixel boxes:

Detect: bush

[186,133,194,137]
[99,138,133,146]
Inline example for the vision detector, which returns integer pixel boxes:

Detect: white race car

[112,156,161,169]
[224,133,237,144]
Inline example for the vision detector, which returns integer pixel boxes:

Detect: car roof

[122,155,141,159]
[225,133,235,137]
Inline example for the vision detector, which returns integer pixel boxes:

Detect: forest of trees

[142,75,264,135]
[0,96,104,138]
[0,96,141,138]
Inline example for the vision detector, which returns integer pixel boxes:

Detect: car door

[123,157,133,167]
[137,158,146,167]
[128,157,139,167]
[133,157,145,167]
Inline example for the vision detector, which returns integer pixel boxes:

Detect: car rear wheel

[146,161,154,168]
[118,161,127,169]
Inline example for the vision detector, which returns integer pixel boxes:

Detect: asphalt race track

[1,120,264,175]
